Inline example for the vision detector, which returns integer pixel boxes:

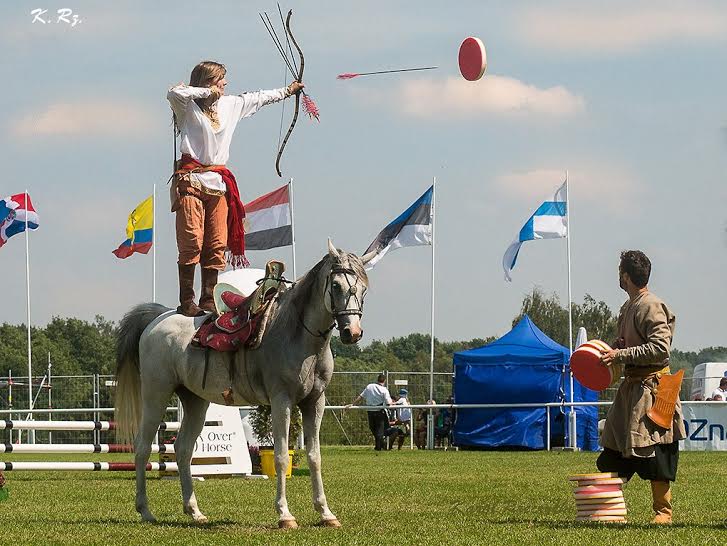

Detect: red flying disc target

[458,37,487,81]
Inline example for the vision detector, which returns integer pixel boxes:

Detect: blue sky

[1,0,725,351]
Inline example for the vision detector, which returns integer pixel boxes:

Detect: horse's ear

[327,238,341,260]
[361,250,377,265]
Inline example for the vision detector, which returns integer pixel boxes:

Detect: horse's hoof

[193,514,209,525]
[318,518,341,528]
[278,518,298,529]
[140,513,157,524]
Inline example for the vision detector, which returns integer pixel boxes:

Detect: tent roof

[453,315,569,365]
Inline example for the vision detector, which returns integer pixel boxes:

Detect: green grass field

[1,448,726,545]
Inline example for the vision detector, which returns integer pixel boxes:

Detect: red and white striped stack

[569,472,627,522]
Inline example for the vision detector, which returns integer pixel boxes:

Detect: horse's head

[325,239,375,344]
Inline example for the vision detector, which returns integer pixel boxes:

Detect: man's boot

[650,480,673,524]
[199,268,219,314]
[177,264,204,317]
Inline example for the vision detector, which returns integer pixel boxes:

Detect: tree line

[1,288,724,386]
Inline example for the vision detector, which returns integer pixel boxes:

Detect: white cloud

[494,164,642,213]
[11,100,156,137]
[363,76,585,120]
[516,3,727,53]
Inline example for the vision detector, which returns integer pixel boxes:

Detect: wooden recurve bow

[275,9,304,178]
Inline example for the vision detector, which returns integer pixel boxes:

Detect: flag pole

[152,183,157,302]
[289,177,303,451]
[289,178,297,281]
[24,189,34,443]
[565,170,576,449]
[427,177,437,449]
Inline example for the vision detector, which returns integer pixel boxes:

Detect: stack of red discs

[570,339,619,391]
[569,472,627,522]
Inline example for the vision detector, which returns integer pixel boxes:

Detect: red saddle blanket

[192,291,265,352]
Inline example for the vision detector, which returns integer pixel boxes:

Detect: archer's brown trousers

[175,178,228,270]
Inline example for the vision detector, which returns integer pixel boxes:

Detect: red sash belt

[176,154,248,268]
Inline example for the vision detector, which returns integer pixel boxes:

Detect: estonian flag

[503,181,567,281]
[244,184,292,251]
[363,185,433,270]
[113,195,154,259]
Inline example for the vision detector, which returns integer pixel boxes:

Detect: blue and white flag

[363,185,433,270]
[503,181,567,281]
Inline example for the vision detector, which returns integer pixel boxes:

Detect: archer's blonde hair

[189,60,226,87]
[188,61,226,126]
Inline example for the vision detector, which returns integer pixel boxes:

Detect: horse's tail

[114,303,170,446]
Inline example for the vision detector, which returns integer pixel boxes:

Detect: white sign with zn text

[680,403,727,451]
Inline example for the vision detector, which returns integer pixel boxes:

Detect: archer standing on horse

[167,61,304,317]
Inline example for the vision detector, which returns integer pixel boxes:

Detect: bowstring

[277,63,287,153]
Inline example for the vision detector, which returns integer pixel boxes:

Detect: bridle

[325,265,366,320]
[298,262,367,339]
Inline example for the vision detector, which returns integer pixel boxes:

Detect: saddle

[192,260,286,352]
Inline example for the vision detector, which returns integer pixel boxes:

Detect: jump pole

[0,462,178,472]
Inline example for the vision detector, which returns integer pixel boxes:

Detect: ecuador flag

[112,195,153,259]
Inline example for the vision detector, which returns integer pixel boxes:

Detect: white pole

[152,183,156,302]
[427,178,436,449]
[47,352,52,444]
[289,178,297,281]
[565,171,576,449]
[289,177,303,450]
[24,189,34,444]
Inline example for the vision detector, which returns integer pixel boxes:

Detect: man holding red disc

[597,250,686,524]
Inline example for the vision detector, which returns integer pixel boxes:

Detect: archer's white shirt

[167,84,288,192]
[360,383,392,407]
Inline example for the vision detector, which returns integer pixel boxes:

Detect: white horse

[115,241,372,528]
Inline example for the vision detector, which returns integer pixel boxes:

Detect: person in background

[394,388,412,430]
[384,394,406,450]
[347,374,392,451]
[711,377,727,401]
[434,396,455,448]
[414,399,435,449]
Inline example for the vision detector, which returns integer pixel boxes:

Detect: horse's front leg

[300,395,340,527]
[271,397,296,528]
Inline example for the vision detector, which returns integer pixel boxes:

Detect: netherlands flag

[0,193,40,250]
[363,185,433,270]
[244,184,292,251]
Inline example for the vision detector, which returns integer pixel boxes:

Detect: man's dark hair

[620,250,651,288]
[720,377,727,388]
[377,374,386,383]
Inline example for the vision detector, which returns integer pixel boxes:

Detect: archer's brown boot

[650,480,673,524]
[199,268,219,314]
[177,264,204,317]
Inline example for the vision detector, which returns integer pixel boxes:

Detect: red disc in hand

[570,340,613,391]
[458,37,487,81]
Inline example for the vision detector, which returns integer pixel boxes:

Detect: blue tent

[452,315,598,450]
